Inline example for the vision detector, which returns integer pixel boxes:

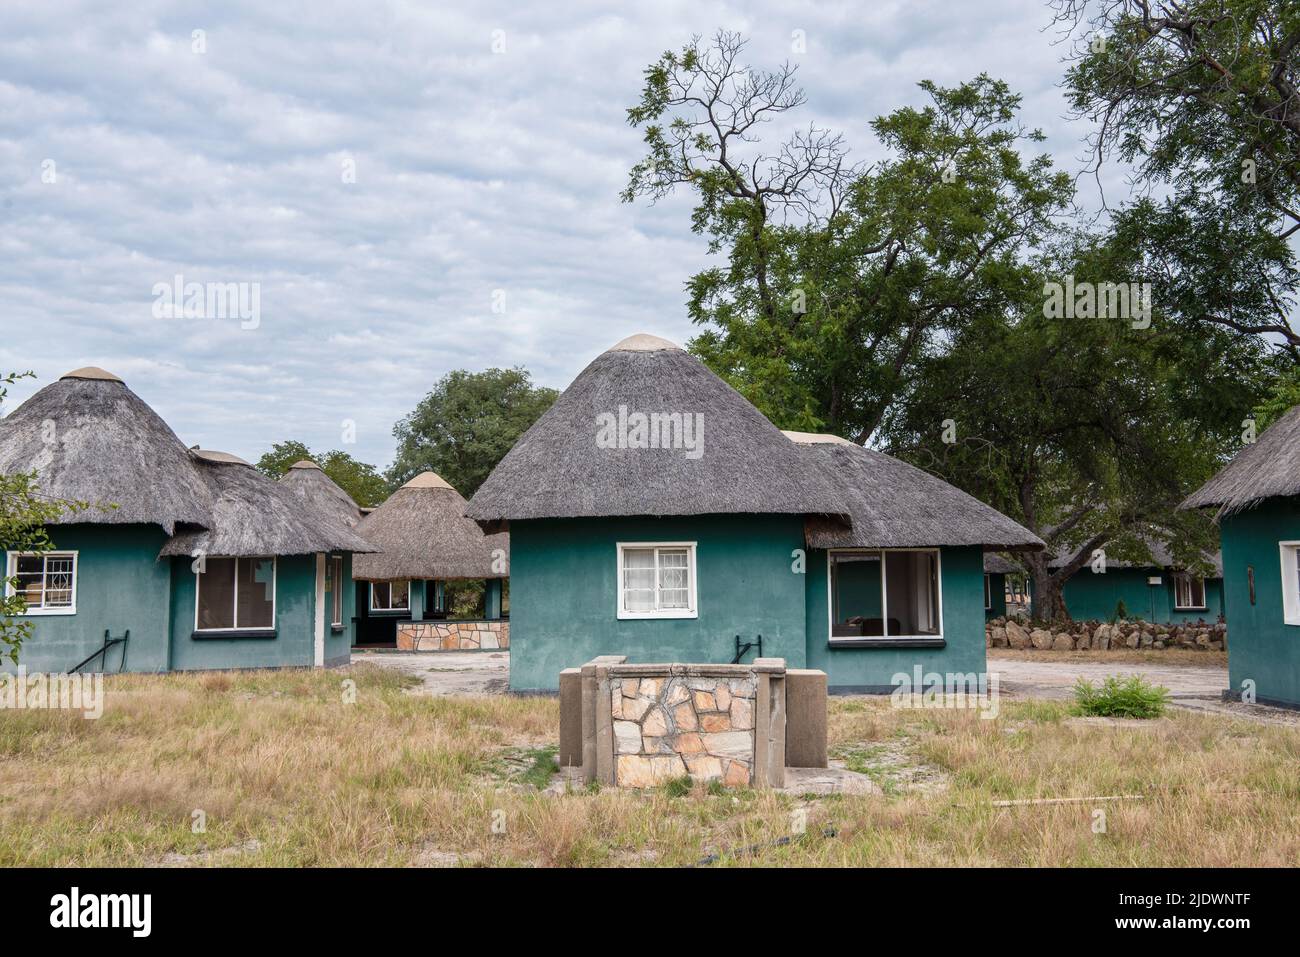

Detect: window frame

[826,547,944,645]
[1172,573,1207,611]
[1280,542,1300,627]
[370,579,410,613]
[5,550,79,616]
[193,556,277,633]
[615,542,698,620]
[329,555,344,627]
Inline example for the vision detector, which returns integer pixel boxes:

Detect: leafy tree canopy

[255,440,391,508]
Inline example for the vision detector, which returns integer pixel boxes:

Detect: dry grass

[1,665,1295,867]
[989,647,1227,666]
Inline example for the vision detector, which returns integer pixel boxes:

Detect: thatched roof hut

[353,471,507,582]
[1182,404,1300,516]
[159,451,377,559]
[0,367,213,534]
[984,553,1021,575]
[466,334,848,530]
[278,459,363,529]
[1042,537,1222,576]
[785,432,1045,550]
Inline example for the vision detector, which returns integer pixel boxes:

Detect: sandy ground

[350,650,509,695]
[352,649,1298,725]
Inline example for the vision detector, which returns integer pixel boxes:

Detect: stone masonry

[396,620,509,651]
[612,672,757,787]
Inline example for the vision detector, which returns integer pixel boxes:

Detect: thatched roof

[466,334,848,529]
[788,433,1045,550]
[1043,538,1223,576]
[353,471,507,581]
[278,460,364,529]
[0,368,213,534]
[984,553,1021,575]
[1182,404,1300,516]
[159,453,377,558]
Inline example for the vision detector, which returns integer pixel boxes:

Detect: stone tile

[642,706,668,737]
[714,684,731,712]
[673,731,705,754]
[616,754,687,788]
[672,702,698,731]
[729,697,753,730]
[614,720,642,755]
[692,690,717,712]
[723,759,751,787]
[700,731,752,757]
[684,754,723,780]
[638,677,663,699]
[700,713,731,733]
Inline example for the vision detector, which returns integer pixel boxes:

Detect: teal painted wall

[805,546,988,692]
[3,523,172,674]
[325,553,355,665]
[1050,568,1224,623]
[1219,497,1300,707]
[167,554,319,671]
[507,515,808,692]
[985,573,1007,619]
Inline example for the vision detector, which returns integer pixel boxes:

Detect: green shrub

[663,774,693,798]
[1072,675,1170,718]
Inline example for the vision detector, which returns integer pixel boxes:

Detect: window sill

[330,624,346,633]
[1173,606,1207,612]
[829,637,946,650]
[16,608,76,617]
[617,611,698,621]
[192,629,277,640]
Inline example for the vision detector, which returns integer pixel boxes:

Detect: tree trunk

[1023,551,1071,623]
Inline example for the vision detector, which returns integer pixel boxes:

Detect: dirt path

[350,650,509,695]
[992,656,1299,725]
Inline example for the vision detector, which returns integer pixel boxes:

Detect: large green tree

[624,31,1073,439]
[255,440,391,508]
[1,372,83,664]
[388,368,557,497]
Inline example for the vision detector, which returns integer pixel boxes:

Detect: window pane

[331,557,343,625]
[623,548,656,612]
[44,555,74,607]
[236,558,275,629]
[15,555,46,607]
[1192,577,1205,607]
[197,557,237,629]
[885,551,940,637]
[372,582,390,609]
[390,580,410,610]
[831,552,883,636]
[658,549,690,609]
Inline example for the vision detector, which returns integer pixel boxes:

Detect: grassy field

[1,664,1296,867]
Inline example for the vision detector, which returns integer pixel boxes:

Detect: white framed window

[195,556,276,632]
[329,555,344,627]
[617,542,697,619]
[5,551,78,615]
[1173,574,1206,610]
[1280,542,1300,626]
[828,548,942,642]
[371,580,410,612]
[983,574,992,610]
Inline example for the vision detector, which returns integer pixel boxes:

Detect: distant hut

[982,553,1020,618]
[1030,537,1223,624]
[1182,404,1300,708]
[352,472,509,650]
[466,333,1041,693]
[0,367,373,673]
[279,460,363,528]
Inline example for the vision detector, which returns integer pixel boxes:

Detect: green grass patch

[1072,675,1170,719]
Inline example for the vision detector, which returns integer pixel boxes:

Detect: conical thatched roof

[0,368,213,534]
[159,453,377,558]
[278,460,364,529]
[353,471,507,581]
[1182,404,1300,516]
[465,334,849,529]
[787,432,1045,550]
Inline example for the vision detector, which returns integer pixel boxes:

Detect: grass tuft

[1072,675,1170,719]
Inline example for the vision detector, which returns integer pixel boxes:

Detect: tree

[1054,0,1300,348]
[884,232,1273,620]
[255,440,391,508]
[624,31,1073,440]
[0,372,83,664]
[388,368,558,497]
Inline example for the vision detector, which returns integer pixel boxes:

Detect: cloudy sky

[0,0,1114,469]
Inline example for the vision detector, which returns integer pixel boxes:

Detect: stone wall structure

[987,617,1225,652]
[396,619,509,651]
[560,657,826,789]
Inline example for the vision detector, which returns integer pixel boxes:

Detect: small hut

[982,553,1021,618]
[0,367,373,673]
[466,333,1041,693]
[278,460,364,528]
[1182,403,1300,708]
[352,472,509,650]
